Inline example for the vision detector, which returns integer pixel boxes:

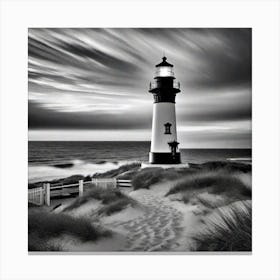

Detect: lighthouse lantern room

[148,56,181,165]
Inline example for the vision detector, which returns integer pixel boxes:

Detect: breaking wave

[28,159,136,183]
[227,157,252,162]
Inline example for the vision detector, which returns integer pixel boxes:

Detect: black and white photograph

[27,28,252,253]
[1,0,280,279]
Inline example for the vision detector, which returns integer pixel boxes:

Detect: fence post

[92,178,96,186]
[79,180,84,197]
[45,183,50,206]
[40,187,44,205]
[43,183,46,205]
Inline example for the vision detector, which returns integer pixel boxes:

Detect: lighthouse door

[168,141,179,158]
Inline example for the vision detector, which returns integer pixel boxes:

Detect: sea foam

[28,159,133,183]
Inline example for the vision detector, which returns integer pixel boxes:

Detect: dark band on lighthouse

[148,56,181,164]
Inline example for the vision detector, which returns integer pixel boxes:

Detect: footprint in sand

[120,194,183,252]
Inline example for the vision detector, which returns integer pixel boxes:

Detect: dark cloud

[28,28,251,147]
[180,98,251,124]
[185,29,251,88]
[28,101,151,130]
[182,109,251,124]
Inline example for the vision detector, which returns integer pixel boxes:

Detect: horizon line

[28,140,252,149]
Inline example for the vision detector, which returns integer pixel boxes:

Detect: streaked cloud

[28,28,251,147]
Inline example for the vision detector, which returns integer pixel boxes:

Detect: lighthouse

[148,56,182,165]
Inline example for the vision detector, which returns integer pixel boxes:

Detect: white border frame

[1,0,280,279]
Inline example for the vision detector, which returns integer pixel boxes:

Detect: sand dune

[52,181,199,252]
[30,167,251,252]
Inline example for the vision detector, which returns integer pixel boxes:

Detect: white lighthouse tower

[147,56,183,165]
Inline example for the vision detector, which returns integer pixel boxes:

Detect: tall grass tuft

[131,163,250,191]
[192,200,252,251]
[28,209,110,251]
[131,167,197,190]
[132,168,163,190]
[166,171,251,203]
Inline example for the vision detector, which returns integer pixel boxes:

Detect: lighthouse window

[164,123,172,134]
[155,66,174,77]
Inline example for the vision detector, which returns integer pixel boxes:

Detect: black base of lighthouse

[149,152,181,164]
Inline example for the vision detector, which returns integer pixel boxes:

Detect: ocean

[28,141,252,183]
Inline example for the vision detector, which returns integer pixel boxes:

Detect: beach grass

[166,170,251,204]
[132,168,163,190]
[28,208,110,251]
[63,186,135,214]
[131,161,251,191]
[191,200,252,251]
[98,198,134,216]
[131,167,197,190]
[199,161,251,173]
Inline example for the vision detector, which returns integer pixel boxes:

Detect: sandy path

[111,191,183,252]
[50,180,199,252]
[54,183,195,252]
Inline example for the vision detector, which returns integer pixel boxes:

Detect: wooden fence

[116,179,132,187]
[28,187,44,206]
[28,178,132,206]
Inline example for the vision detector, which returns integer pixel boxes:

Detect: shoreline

[28,158,252,187]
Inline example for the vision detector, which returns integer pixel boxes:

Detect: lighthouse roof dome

[156,56,173,67]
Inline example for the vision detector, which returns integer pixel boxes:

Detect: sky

[28,28,252,148]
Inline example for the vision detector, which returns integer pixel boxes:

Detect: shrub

[28,209,110,246]
[191,200,252,251]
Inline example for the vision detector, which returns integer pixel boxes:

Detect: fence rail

[28,178,132,206]
[117,179,132,187]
